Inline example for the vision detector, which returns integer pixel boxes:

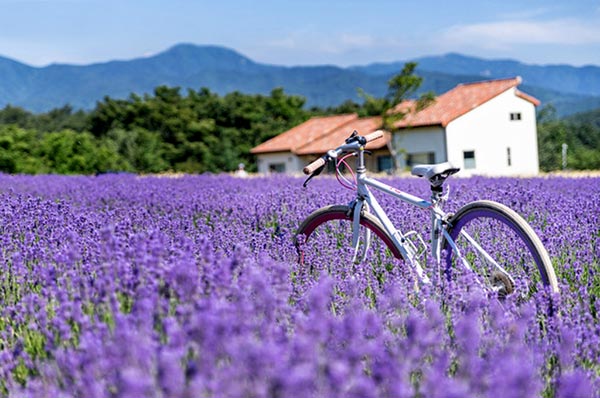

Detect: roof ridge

[457,76,521,87]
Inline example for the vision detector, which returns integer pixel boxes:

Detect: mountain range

[1,43,599,117]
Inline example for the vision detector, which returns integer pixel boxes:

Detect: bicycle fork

[350,198,372,264]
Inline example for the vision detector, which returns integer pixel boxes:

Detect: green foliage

[0,104,88,132]
[107,128,168,173]
[537,105,600,171]
[386,62,423,106]
[38,130,126,174]
[0,126,44,173]
[87,86,308,173]
[357,88,389,117]
[0,87,309,174]
[357,62,435,121]
[382,63,436,131]
[0,125,126,174]
[538,106,567,171]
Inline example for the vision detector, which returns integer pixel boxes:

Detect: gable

[392,77,539,129]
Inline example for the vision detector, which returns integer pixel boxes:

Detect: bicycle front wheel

[444,200,559,297]
[295,205,403,278]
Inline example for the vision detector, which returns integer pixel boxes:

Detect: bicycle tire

[295,205,403,270]
[444,200,559,296]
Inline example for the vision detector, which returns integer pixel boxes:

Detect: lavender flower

[0,173,596,397]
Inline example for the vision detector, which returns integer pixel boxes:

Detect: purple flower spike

[0,174,596,397]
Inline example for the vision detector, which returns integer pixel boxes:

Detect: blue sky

[1,0,600,67]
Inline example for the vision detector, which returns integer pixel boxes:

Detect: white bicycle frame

[331,142,507,286]
[352,172,443,284]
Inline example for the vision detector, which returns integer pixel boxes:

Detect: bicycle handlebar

[302,130,385,175]
[363,129,384,143]
[303,157,327,175]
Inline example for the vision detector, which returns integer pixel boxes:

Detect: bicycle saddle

[411,162,460,187]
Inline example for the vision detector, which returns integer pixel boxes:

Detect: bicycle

[295,130,559,298]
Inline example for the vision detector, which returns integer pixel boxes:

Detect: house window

[510,112,522,121]
[268,163,285,173]
[377,155,393,172]
[507,147,512,166]
[463,150,476,169]
[407,152,435,167]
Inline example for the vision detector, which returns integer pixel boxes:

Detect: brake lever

[303,163,326,188]
[345,130,358,144]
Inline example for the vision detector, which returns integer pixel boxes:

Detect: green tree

[0,105,32,127]
[0,125,45,173]
[37,130,125,174]
[382,62,436,130]
[537,105,568,171]
[107,128,168,173]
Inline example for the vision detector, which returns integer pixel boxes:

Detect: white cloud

[442,18,600,49]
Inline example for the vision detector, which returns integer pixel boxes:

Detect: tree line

[0,82,598,174]
[537,106,600,171]
[0,87,315,174]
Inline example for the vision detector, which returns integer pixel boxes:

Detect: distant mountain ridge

[353,53,600,97]
[1,43,599,116]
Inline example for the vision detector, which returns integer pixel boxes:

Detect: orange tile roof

[250,113,358,154]
[296,116,386,155]
[392,77,539,128]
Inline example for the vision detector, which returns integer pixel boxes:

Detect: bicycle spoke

[445,201,556,298]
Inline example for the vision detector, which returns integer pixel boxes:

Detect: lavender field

[0,173,598,397]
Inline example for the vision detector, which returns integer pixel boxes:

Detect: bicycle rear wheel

[295,205,402,278]
[444,200,559,298]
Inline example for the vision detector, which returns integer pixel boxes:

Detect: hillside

[1,44,599,116]
[353,53,600,97]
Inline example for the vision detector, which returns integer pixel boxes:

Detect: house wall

[299,149,393,174]
[256,152,303,174]
[392,126,447,170]
[445,88,539,176]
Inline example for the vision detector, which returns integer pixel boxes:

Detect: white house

[251,77,541,176]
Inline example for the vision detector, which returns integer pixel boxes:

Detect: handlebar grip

[303,157,326,175]
[364,130,384,143]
